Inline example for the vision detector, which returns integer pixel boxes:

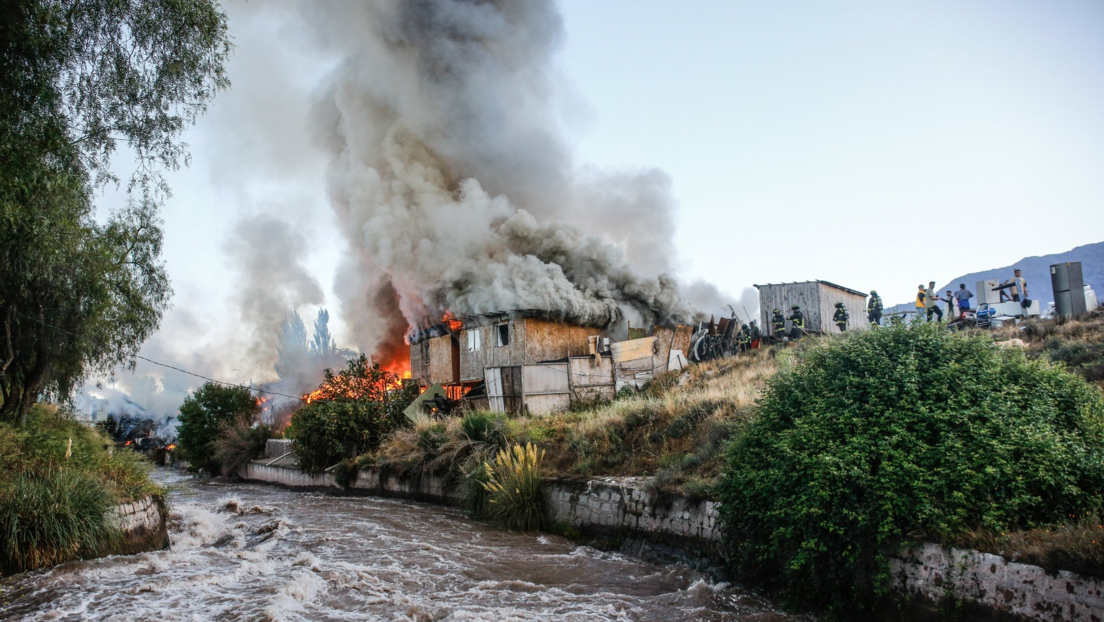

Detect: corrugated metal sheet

[610,336,656,363]
[569,356,615,402]
[521,363,569,395]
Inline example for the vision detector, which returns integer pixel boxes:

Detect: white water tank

[1087,286,1099,313]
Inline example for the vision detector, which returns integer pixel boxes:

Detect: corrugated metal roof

[754,280,868,298]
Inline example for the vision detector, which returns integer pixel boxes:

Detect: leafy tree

[288,356,417,473]
[0,0,231,423]
[716,322,1104,615]
[177,383,260,477]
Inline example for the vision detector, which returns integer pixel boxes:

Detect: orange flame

[443,311,462,332]
[165,444,177,451]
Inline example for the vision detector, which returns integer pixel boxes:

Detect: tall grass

[0,468,120,574]
[481,443,546,531]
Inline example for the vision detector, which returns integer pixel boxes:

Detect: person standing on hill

[915,284,927,321]
[953,283,974,318]
[788,305,805,340]
[771,309,786,341]
[925,281,943,322]
[833,302,849,332]
[867,291,883,326]
[748,320,761,349]
[1012,268,1030,308]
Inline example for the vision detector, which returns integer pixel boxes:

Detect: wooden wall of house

[654,325,694,369]
[519,318,599,363]
[458,325,493,382]
[426,334,459,384]
[459,318,599,382]
[410,340,430,383]
[817,283,869,334]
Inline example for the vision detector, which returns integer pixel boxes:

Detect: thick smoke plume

[307,0,700,357]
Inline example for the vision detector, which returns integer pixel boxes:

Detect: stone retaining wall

[109,495,169,555]
[892,543,1104,621]
[238,461,1104,621]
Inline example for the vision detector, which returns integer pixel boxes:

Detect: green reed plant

[481,443,547,531]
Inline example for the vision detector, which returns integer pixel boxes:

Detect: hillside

[888,240,1103,313]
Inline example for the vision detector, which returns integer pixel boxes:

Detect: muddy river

[0,470,806,621]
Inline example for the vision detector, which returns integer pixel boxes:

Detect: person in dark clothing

[867,290,883,326]
[738,323,751,352]
[748,320,762,349]
[952,283,974,318]
[771,308,786,341]
[833,302,849,332]
[788,305,805,340]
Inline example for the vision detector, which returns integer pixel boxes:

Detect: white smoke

[306,0,701,358]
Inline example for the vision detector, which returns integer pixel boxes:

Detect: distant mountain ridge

[888,241,1103,313]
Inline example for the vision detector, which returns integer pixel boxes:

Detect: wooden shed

[755,280,869,336]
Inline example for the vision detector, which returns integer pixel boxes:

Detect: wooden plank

[610,336,657,363]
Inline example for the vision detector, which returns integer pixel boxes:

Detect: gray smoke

[224,214,325,374]
[306,0,700,357]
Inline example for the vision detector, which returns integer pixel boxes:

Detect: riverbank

[242,440,1104,621]
[0,468,798,621]
[0,404,169,574]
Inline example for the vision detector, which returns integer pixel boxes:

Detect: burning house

[409,312,695,416]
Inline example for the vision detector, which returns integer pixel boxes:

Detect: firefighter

[867,290,883,326]
[770,308,786,340]
[833,302,849,332]
[788,305,805,340]
[738,323,752,352]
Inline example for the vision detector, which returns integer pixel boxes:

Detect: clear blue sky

[96,0,1104,387]
[556,1,1104,304]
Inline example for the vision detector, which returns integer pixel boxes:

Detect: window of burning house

[467,329,481,351]
[495,323,510,347]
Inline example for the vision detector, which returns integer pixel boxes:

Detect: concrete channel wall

[242,442,1104,621]
[109,495,169,554]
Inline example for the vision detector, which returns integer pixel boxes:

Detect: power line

[7,307,302,400]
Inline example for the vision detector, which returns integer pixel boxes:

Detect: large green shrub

[288,400,408,474]
[177,383,260,476]
[716,322,1104,614]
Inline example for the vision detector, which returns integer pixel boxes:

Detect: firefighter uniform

[788,306,805,340]
[833,302,849,332]
[771,309,786,339]
[867,291,883,326]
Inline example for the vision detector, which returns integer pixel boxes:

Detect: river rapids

[0,470,805,621]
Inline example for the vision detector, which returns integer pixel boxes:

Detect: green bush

[0,468,120,574]
[716,322,1104,615]
[460,411,506,446]
[288,400,402,474]
[177,383,260,477]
